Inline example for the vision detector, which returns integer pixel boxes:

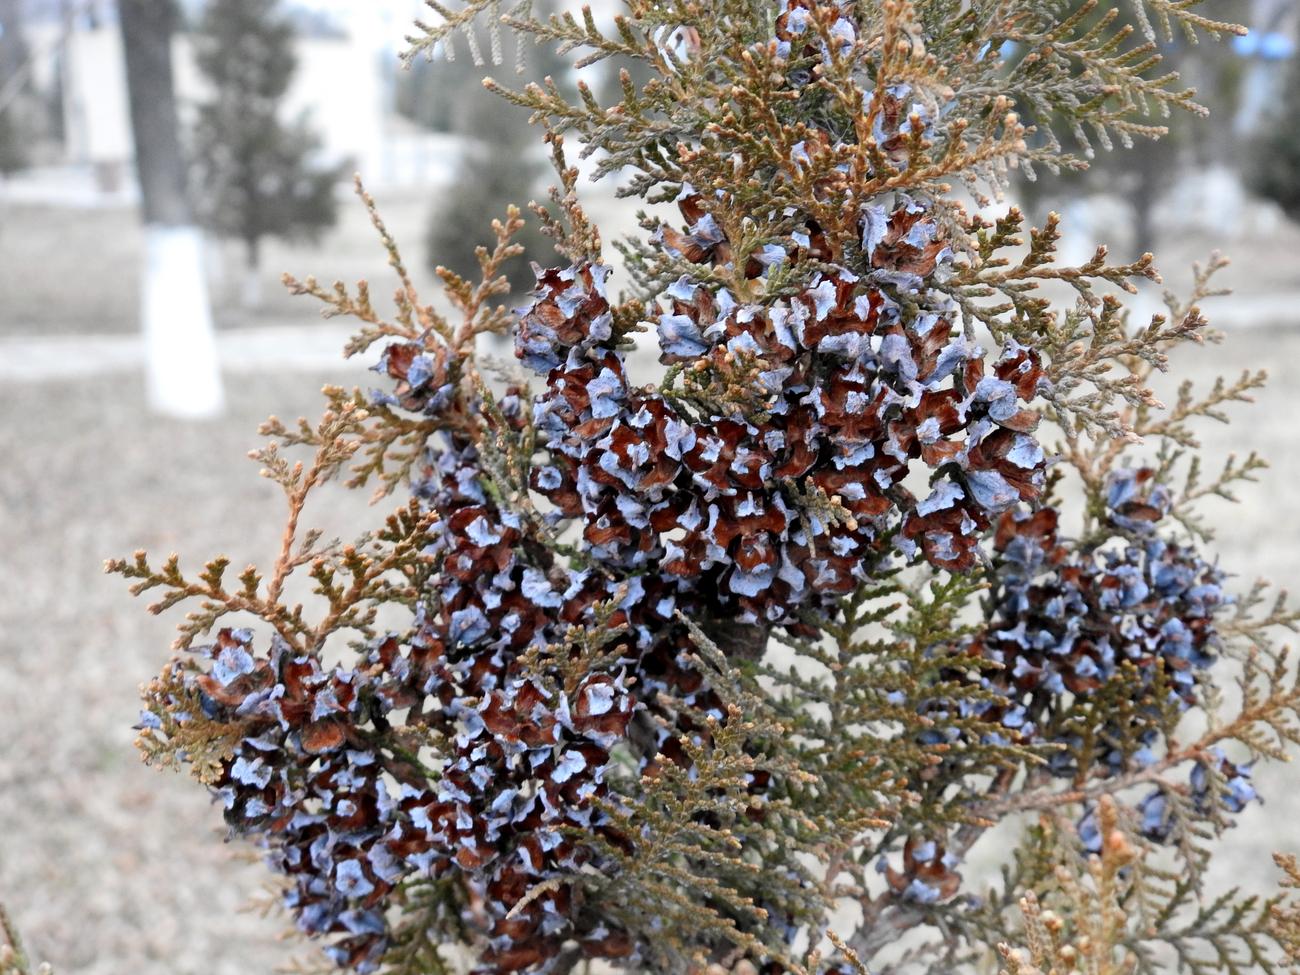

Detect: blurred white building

[18,0,449,193]
[68,17,382,183]
[5,0,636,199]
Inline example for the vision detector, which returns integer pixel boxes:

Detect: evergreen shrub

[109,2,1300,973]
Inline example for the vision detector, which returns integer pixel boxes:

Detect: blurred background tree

[190,0,345,308]
[392,48,465,135]
[421,85,554,297]
[398,4,574,296]
[1015,0,1253,258]
[0,0,32,176]
[1250,51,1300,224]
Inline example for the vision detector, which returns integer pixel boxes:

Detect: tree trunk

[0,0,30,175]
[119,0,224,418]
[118,0,188,225]
[1131,159,1159,259]
[0,0,27,86]
[241,236,263,310]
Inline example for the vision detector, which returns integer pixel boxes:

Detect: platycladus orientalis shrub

[102,1,1300,974]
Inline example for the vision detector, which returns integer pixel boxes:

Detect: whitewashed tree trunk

[119,0,224,418]
[142,225,224,417]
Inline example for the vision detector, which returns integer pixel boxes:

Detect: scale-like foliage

[0,906,52,975]
[109,1,1300,974]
